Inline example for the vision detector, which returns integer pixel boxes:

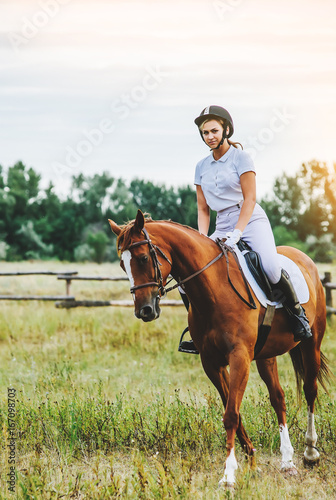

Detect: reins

[123,227,257,310]
[164,251,224,293]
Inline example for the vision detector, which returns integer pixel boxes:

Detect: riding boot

[178,291,199,354]
[273,269,312,342]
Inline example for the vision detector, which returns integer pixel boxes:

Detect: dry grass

[0,260,335,499]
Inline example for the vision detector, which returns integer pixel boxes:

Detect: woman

[178,105,312,354]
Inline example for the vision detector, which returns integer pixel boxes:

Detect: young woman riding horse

[179,105,312,354]
[109,210,329,487]
[108,105,329,487]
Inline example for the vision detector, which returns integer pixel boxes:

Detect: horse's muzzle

[136,296,161,322]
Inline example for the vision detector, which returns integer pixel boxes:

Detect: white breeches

[210,203,281,284]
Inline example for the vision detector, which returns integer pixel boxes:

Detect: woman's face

[201,119,229,148]
[201,119,224,148]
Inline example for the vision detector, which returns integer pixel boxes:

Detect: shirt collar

[210,145,233,163]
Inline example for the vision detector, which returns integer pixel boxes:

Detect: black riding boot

[178,292,199,354]
[273,269,312,342]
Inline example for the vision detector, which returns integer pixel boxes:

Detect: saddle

[236,239,276,357]
[237,239,273,301]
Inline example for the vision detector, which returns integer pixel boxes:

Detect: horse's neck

[152,222,221,288]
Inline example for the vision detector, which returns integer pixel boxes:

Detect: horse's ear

[108,219,121,236]
[134,209,145,233]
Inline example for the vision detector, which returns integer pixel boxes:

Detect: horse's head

[108,210,172,322]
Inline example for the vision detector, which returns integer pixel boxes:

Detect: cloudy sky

[1,0,335,200]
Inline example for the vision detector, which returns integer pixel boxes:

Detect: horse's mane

[116,214,151,254]
[116,215,200,255]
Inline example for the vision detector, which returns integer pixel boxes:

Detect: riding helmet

[194,105,234,138]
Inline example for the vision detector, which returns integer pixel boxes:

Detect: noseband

[124,228,172,297]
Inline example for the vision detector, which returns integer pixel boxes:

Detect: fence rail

[0,271,183,308]
[0,270,335,313]
[0,295,75,301]
[0,271,77,276]
[55,299,183,309]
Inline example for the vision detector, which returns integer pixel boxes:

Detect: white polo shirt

[194,146,256,212]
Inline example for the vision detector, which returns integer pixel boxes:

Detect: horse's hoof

[218,478,235,489]
[303,456,320,468]
[282,466,298,477]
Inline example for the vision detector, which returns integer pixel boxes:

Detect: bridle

[124,228,172,297]
[122,228,257,310]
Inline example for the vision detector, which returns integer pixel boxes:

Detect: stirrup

[178,327,199,355]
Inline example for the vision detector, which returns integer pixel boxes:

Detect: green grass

[0,261,335,499]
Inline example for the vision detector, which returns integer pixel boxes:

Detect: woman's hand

[225,228,242,248]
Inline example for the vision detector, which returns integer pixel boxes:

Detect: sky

[0,0,335,200]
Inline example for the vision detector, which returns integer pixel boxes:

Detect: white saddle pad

[234,247,310,309]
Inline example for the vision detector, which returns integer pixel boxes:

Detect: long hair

[199,118,243,149]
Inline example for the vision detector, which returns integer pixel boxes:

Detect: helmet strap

[211,129,227,150]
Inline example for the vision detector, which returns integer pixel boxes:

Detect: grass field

[0,261,335,499]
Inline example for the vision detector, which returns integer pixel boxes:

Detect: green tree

[261,160,335,241]
[86,231,109,264]
[2,162,41,258]
[260,160,336,261]
[175,186,198,228]
[72,172,115,223]
[128,179,199,227]
[129,179,175,220]
[17,221,54,260]
[105,178,138,224]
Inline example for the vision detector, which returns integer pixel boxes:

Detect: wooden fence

[0,271,183,308]
[0,271,77,301]
[0,270,335,313]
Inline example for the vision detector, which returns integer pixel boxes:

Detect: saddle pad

[234,247,310,309]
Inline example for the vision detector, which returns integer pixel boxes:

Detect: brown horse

[108,210,330,487]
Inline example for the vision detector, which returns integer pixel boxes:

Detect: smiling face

[200,119,229,148]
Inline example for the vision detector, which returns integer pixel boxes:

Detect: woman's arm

[235,171,256,233]
[196,185,210,235]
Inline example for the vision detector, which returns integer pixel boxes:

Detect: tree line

[0,160,335,263]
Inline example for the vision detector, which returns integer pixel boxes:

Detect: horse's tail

[289,345,332,402]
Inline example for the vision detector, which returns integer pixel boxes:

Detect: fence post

[65,278,72,297]
[324,271,332,309]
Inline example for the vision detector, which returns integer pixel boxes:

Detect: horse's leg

[201,354,255,487]
[299,337,322,465]
[219,348,252,487]
[256,358,297,473]
[201,361,256,459]
[300,272,328,465]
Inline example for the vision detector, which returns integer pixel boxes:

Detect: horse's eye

[139,255,149,265]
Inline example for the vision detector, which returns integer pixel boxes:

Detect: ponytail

[228,139,243,149]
